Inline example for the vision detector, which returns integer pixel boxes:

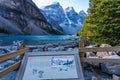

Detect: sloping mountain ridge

[0,0,63,35]
[41,2,87,35]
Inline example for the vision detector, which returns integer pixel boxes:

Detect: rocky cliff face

[0,0,63,35]
[41,2,87,35]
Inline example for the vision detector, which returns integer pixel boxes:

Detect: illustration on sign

[32,69,44,78]
[51,57,74,71]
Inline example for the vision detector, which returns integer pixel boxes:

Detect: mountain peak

[41,3,87,35]
[79,10,87,16]
[42,2,61,9]
[47,2,60,7]
[52,2,60,5]
[79,10,86,14]
[65,7,76,12]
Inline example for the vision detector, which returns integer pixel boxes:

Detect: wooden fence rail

[79,46,120,69]
[0,48,29,62]
[82,58,120,64]
[0,45,120,77]
[79,46,120,52]
[0,61,21,78]
[0,48,29,78]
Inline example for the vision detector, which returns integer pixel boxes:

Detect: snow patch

[64,10,72,24]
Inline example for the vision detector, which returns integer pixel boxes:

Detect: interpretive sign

[16,51,84,80]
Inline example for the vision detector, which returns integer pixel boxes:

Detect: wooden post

[79,37,84,70]
[19,44,26,60]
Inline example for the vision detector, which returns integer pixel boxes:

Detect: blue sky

[32,0,89,13]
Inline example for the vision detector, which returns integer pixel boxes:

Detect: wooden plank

[79,46,120,52]
[19,44,27,60]
[0,48,29,62]
[80,53,84,70]
[82,58,120,64]
[79,38,84,70]
[0,61,21,78]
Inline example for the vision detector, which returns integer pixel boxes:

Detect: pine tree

[78,0,120,46]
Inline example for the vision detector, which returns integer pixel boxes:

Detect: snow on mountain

[40,2,67,32]
[64,7,72,24]
[79,10,87,24]
[41,2,87,35]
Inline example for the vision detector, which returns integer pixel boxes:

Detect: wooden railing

[0,44,120,78]
[0,47,29,78]
[79,46,120,69]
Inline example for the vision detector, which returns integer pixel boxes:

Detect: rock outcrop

[0,0,63,35]
[85,44,120,75]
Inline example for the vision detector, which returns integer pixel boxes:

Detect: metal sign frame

[16,51,84,80]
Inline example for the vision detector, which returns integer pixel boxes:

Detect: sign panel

[16,51,84,80]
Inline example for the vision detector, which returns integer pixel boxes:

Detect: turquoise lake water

[0,35,79,45]
[0,35,79,40]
